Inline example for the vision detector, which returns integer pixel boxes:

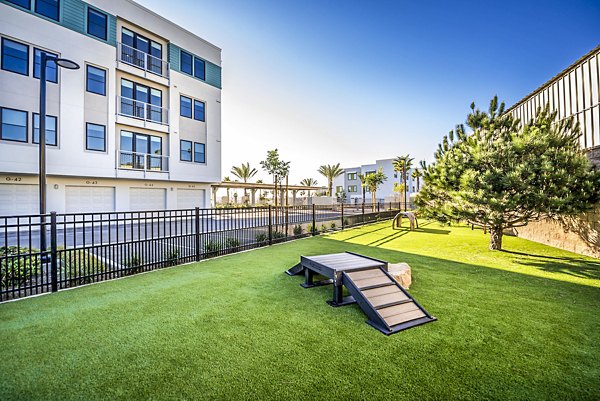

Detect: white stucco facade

[0,0,221,214]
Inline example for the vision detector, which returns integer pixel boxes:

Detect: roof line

[505,44,600,113]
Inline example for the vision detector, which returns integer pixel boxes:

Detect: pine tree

[416,96,600,250]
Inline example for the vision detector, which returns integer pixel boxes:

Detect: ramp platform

[286,252,436,335]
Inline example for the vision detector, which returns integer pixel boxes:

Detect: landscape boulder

[387,263,412,289]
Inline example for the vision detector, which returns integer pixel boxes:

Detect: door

[177,189,205,209]
[0,184,39,215]
[65,186,115,213]
[129,188,166,211]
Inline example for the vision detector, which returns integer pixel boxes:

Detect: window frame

[86,123,106,152]
[193,57,205,80]
[5,0,31,10]
[180,95,192,118]
[33,48,59,83]
[180,51,193,75]
[86,65,107,96]
[347,172,357,180]
[32,113,58,146]
[193,142,205,164]
[1,37,29,76]
[180,139,193,162]
[193,99,205,122]
[348,185,358,193]
[0,107,28,143]
[87,7,108,41]
[35,0,60,22]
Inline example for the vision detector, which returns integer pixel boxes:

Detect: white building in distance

[0,0,222,214]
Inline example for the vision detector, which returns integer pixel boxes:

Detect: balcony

[118,150,169,173]
[117,96,169,127]
[117,42,169,80]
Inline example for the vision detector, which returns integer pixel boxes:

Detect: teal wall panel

[206,62,222,89]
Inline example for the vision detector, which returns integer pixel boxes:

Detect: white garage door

[130,187,166,211]
[0,184,39,216]
[177,189,205,209]
[65,186,115,213]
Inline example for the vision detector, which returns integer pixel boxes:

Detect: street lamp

[39,52,79,256]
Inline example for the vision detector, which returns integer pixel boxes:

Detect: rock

[387,263,412,289]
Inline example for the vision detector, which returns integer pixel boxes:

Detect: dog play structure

[286,252,436,335]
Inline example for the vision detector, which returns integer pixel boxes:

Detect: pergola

[211,181,324,206]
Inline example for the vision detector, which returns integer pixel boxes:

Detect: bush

[225,237,240,248]
[330,222,336,230]
[60,248,105,284]
[0,246,40,288]
[293,225,303,235]
[255,232,268,244]
[204,240,222,253]
[272,231,286,239]
[123,255,143,275]
[307,223,315,234]
[164,248,179,267]
[321,224,327,233]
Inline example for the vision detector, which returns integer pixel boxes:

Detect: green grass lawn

[1,221,599,400]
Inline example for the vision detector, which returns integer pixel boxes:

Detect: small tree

[358,173,367,204]
[393,155,414,208]
[300,178,318,198]
[318,163,344,196]
[364,168,387,211]
[231,162,258,197]
[411,166,423,192]
[416,97,600,250]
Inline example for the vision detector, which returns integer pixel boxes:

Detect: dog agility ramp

[343,267,436,335]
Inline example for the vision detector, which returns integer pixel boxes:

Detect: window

[34,48,58,83]
[120,79,163,123]
[86,123,105,151]
[120,28,163,75]
[0,108,28,142]
[180,140,192,161]
[86,65,106,95]
[35,0,60,21]
[193,100,205,121]
[194,143,205,163]
[119,131,162,170]
[32,113,57,146]
[365,170,376,176]
[180,96,192,118]
[1,38,29,76]
[180,51,192,75]
[87,8,107,40]
[347,172,357,180]
[194,57,205,80]
[6,0,30,9]
[348,185,358,193]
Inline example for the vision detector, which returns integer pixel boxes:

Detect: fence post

[341,203,344,230]
[50,212,58,293]
[268,205,273,245]
[361,202,365,224]
[312,204,316,236]
[195,207,201,261]
[377,201,380,212]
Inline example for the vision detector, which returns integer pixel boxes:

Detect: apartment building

[332,158,418,203]
[505,44,599,258]
[0,0,221,215]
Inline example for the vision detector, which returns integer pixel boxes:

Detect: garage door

[130,187,166,211]
[65,186,115,213]
[177,189,205,209]
[0,184,39,216]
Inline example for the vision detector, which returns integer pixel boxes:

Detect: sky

[137,0,600,184]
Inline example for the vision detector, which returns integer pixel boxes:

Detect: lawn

[1,221,599,400]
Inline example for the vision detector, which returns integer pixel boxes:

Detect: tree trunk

[372,191,377,211]
[489,227,503,250]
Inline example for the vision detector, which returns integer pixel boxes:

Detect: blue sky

[138,0,600,183]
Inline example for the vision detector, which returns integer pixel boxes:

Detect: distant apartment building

[505,44,599,258]
[332,158,419,203]
[0,0,222,215]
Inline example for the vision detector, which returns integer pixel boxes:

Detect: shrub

[293,225,303,235]
[204,240,222,253]
[164,248,179,266]
[225,237,240,248]
[60,248,105,284]
[255,232,268,244]
[330,222,336,230]
[307,223,315,234]
[0,246,40,288]
[321,224,327,233]
[123,255,143,275]
[272,231,286,239]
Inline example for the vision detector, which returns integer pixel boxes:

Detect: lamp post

[39,52,79,256]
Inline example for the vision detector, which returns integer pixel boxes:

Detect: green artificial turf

[1,221,599,400]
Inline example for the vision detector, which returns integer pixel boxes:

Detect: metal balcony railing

[117,42,169,79]
[117,96,169,125]
[118,150,169,172]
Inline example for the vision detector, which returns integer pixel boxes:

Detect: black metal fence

[0,202,412,302]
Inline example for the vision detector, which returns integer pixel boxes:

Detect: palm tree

[364,168,387,211]
[393,155,414,209]
[411,168,423,192]
[300,178,318,197]
[358,173,367,204]
[318,163,344,196]
[255,179,264,201]
[222,176,231,203]
[231,162,258,197]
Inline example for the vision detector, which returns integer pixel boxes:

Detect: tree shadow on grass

[500,250,600,280]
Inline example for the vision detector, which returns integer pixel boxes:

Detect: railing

[117,42,169,79]
[0,202,413,302]
[117,96,169,125]
[118,150,169,172]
